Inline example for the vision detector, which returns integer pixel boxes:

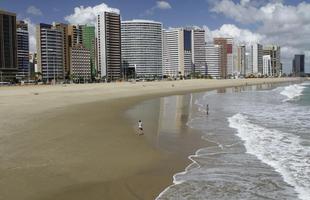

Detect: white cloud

[205,24,264,45]
[23,18,36,53]
[157,1,172,10]
[145,1,172,15]
[210,0,310,72]
[64,3,120,25]
[26,5,43,16]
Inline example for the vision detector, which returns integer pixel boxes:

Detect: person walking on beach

[206,104,209,115]
[138,120,144,135]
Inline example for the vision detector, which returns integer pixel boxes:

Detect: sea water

[157,82,310,200]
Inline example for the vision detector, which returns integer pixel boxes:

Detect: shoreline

[0,78,302,200]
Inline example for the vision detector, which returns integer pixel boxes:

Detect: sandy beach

[0,78,301,200]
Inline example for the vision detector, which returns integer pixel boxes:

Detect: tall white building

[206,44,221,79]
[251,43,263,75]
[263,45,281,76]
[245,52,252,75]
[121,20,162,78]
[163,28,192,77]
[191,28,206,75]
[96,11,121,81]
[263,55,271,76]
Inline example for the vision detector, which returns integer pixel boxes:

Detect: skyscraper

[263,45,281,76]
[245,52,252,75]
[16,20,29,80]
[263,55,271,76]
[82,25,96,78]
[0,10,17,82]
[206,44,221,79]
[251,43,263,75]
[121,20,162,78]
[96,11,122,81]
[292,54,305,76]
[213,38,233,78]
[191,28,206,75]
[54,23,70,77]
[163,28,192,78]
[36,23,64,82]
[237,45,246,76]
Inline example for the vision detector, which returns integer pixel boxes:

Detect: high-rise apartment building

[206,44,221,79]
[82,25,96,78]
[68,25,83,46]
[213,38,233,78]
[191,28,206,75]
[70,44,91,81]
[0,10,17,82]
[16,20,29,80]
[121,20,162,78]
[54,23,70,77]
[163,28,192,77]
[292,54,305,76]
[96,11,122,81]
[263,55,271,76]
[245,52,252,75]
[263,45,281,76]
[251,43,263,75]
[237,45,246,76]
[36,23,64,82]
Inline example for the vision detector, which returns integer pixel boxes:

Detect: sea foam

[280,84,306,102]
[229,113,310,200]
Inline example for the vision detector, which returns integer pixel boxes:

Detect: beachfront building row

[1,8,287,82]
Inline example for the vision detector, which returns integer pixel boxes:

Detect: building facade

[292,54,305,76]
[70,45,91,81]
[16,20,29,80]
[237,45,246,76]
[54,23,70,77]
[251,43,263,75]
[213,38,233,78]
[96,11,122,81]
[263,45,281,76]
[191,28,206,75]
[206,44,221,79]
[163,28,193,78]
[121,20,162,78]
[36,23,64,82]
[263,55,271,76]
[0,10,17,82]
[82,25,96,78]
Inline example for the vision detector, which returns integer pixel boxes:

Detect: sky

[1,0,310,73]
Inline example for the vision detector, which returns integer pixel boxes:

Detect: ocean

[156,82,310,200]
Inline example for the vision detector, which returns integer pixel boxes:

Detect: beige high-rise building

[237,45,246,76]
[68,25,83,46]
[96,11,122,81]
[213,38,233,78]
[54,23,70,77]
[163,28,192,77]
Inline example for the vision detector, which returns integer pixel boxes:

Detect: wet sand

[0,78,300,200]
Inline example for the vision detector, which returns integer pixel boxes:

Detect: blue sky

[1,0,309,73]
[1,0,234,29]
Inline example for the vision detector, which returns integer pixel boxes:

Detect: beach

[0,78,301,200]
